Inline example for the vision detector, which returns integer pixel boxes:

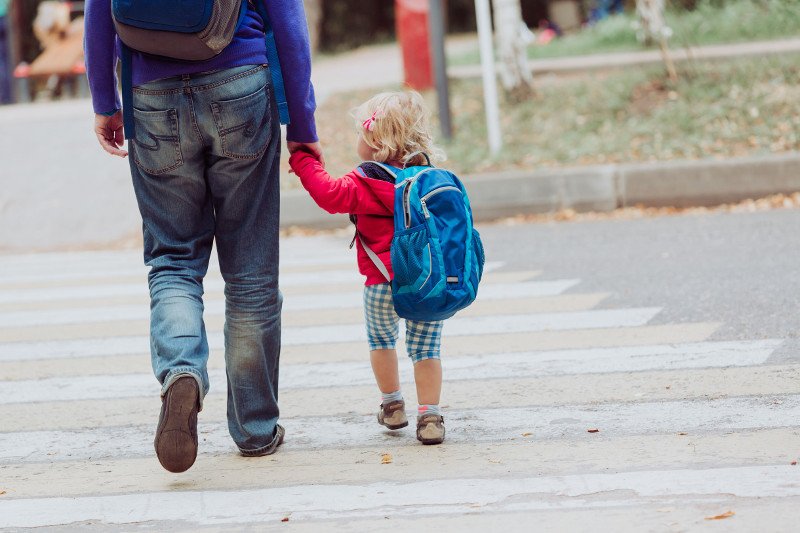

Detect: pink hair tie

[362,110,379,132]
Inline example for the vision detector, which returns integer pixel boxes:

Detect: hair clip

[362,110,379,132]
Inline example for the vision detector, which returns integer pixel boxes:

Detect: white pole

[474,0,502,155]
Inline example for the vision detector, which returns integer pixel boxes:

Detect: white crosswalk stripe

[0,307,657,361]
[0,239,793,530]
[2,465,798,529]
[3,395,797,463]
[0,340,780,404]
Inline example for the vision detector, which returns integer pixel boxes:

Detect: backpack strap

[252,0,289,125]
[360,161,399,179]
[359,234,391,283]
[352,161,395,283]
[121,43,135,139]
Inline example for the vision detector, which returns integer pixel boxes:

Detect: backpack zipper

[403,181,413,228]
[419,186,461,219]
[398,169,441,228]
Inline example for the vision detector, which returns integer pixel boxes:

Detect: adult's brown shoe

[154,376,199,473]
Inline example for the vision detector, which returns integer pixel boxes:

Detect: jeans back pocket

[211,83,272,160]
[132,108,183,175]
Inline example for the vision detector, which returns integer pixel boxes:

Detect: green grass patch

[448,0,800,66]
[301,53,799,187]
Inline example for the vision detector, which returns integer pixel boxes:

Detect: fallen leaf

[281,517,289,522]
[705,511,735,521]
[587,428,599,433]
[521,432,532,437]
[381,453,393,464]
[678,432,688,436]
[0,491,6,496]
[791,461,797,466]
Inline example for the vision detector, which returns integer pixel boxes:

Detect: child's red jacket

[289,151,395,286]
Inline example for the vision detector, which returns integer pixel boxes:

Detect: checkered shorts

[363,283,443,363]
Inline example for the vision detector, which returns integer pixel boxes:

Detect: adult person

[84,0,321,473]
[0,0,11,104]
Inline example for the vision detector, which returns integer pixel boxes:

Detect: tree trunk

[635,0,677,80]
[492,0,533,101]
[303,0,322,53]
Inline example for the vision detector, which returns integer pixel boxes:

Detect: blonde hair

[353,91,445,167]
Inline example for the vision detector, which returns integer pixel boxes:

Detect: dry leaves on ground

[381,453,393,464]
[499,193,800,227]
[587,428,600,433]
[705,511,735,520]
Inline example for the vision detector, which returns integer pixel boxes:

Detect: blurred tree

[304,0,322,51]
[493,0,534,100]
[635,0,677,79]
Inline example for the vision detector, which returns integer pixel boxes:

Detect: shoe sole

[417,421,445,445]
[154,377,198,473]
[380,419,409,430]
[377,412,409,430]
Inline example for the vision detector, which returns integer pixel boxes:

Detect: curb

[449,38,800,79]
[281,152,800,229]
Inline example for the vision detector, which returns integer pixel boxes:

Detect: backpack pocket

[131,108,183,175]
[391,225,434,294]
[211,82,272,160]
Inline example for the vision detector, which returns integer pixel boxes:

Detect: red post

[395,0,433,90]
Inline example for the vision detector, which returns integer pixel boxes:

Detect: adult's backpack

[360,156,486,322]
[110,0,288,138]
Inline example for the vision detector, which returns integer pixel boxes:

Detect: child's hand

[287,141,325,167]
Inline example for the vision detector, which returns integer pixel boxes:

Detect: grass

[296,53,800,186]
[448,0,800,66]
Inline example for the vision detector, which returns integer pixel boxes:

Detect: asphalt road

[478,208,800,362]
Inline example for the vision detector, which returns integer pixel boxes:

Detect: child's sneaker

[416,414,445,445]
[377,400,408,430]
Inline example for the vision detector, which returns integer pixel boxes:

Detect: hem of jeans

[238,427,282,457]
[409,351,441,363]
[161,370,205,411]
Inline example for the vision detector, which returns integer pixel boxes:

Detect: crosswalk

[0,233,798,530]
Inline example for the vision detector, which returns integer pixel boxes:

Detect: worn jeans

[0,16,11,104]
[129,65,282,455]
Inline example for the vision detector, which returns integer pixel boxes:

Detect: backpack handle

[403,151,432,168]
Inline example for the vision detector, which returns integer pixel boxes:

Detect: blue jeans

[0,16,11,104]
[129,65,282,455]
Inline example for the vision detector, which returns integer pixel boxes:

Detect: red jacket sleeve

[290,151,391,216]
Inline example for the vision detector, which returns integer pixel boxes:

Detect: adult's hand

[287,141,325,168]
[94,112,128,158]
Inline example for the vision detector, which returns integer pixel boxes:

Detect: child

[289,91,447,445]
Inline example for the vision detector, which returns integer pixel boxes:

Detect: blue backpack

[111,0,289,139]
[360,155,486,322]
